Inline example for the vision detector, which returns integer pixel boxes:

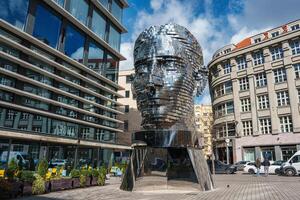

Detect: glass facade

[111,0,123,22]
[109,25,121,51]
[0,0,127,169]
[33,4,62,48]
[0,0,29,30]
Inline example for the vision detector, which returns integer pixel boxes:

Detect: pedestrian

[255,158,261,176]
[262,158,271,176]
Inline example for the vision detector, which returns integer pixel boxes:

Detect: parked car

[278,150,300,176]
[243,161,281,174]
[232,161,250,171]
[207,160,237,174]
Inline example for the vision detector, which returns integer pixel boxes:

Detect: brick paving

[21,174,300,200]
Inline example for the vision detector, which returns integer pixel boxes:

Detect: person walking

[255,158,261,176]
[262,158,271,176]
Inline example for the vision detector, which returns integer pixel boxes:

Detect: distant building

[194,105,213,159]
[208,19,300,163]
[117,69,142,145]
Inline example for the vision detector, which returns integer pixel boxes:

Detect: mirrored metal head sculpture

[132,23,207,129]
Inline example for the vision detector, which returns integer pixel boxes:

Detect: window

[291,40,300,55]
[277,90,289,106]
[33,4,62,48]
[239,77,249,91]
[53,0,65,7]
[254,38,261,43]
[214,101,234,118]
[259,118,271,134]
[271,31,279,37]
[111,0,123,22]
[68,0,88,25]
[291,24,300,31]
[91,9,106,40]
[125,90,130,98]
[87,42,104,75]
[281,146,297,161]
[6,110,15,120]
[21,113,29,120]
[125,105,129,113]
[257,95,269,109]
[224,48,231,54]
[0,0,29,30]
[98,0,109,9]
[241,98,251,112]
[255,73,267,87]
[280,116,293,133]
[271,46,283,60]
[298,89,300,103]
[237,56,247,70]
[126,75,131,83]
[294,63,300,78]
[242,121,253,136]
[124,120,128,131]
[223,61,231,74]
[64,25,85,62]
[273,68,286,83]
[253,51,264,65]
[108,25,121,51]
[214,81,232,97]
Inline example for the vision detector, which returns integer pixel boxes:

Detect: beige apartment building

[117,69,142,145]
[194,105,214,159]
[208,20,300,163]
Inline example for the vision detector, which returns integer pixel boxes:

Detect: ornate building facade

[209,20,300,163]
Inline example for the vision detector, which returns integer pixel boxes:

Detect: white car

[243,161,282,174]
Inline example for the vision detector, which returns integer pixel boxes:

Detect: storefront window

[281,146,297,161]
[261,147,275,161]
[244,148,255,162]
[68,0,88,25]
[0,0,29,30]
[91,10,106,40]
[33,4,62,48]
[64,25,85,63]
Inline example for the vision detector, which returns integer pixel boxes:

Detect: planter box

[50,179,73,192]
[71,178,80,188]
[91,177,98,186]
[45,181,51,193]
[22,182,32,196]
[85,176,92,187]
[0,180,23,199]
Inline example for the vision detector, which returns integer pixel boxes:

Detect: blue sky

[119,0,300,105]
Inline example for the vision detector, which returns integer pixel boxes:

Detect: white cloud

[150,0,164,11]
[119,42,134,70]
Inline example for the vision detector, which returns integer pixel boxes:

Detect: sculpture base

[120,146,214,191]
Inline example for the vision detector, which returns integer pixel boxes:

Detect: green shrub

[91,169,99,177]
[37,159,48,179]
[97,166,107,186]
[32,174,45,195]
[80,169,88,177]
[70,169,80,178]
[20,170,36,184]
[6,158,18,179]
[79,175,86,187]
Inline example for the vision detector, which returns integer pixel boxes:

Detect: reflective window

[53,0,65,7]
[105,53,119,82]
[91,10,106,40]
[111,0,123,22]
[98,0,109,9]
[0,0,29,30]
[68,0,88,25]
[108,25,121,51]
[87,42,104,75]
[33,4,62,48]
[64,25,85,62]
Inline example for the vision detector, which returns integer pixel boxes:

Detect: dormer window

[291,24,300,31]
[271,31,279,38]
[254,38,261,43]
[224,48,231,54]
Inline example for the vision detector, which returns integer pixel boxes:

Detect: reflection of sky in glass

[69,0,88,25]
[88,43,104,59]
[111,0,123,22]
[0,0,29,30]
[91,10,106,40]
[109,25,121,51]
[66,25,85,61]
[33,4,62,49]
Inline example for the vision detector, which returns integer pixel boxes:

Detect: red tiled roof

[234,38,251,50]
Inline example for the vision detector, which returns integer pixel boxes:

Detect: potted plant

[79,169,88,187]
[49,166,72,192]
[97,167,107,186]
[20,170,36,196]
[32,174,45,195]
[70,169,80,188]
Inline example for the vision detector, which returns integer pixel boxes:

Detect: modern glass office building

[0,0,129,169]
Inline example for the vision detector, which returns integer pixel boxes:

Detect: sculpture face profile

[132,23,207,130]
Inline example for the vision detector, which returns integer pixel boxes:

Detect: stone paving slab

[21,174,300,200]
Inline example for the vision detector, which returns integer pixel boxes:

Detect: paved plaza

[21,174,300,200]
